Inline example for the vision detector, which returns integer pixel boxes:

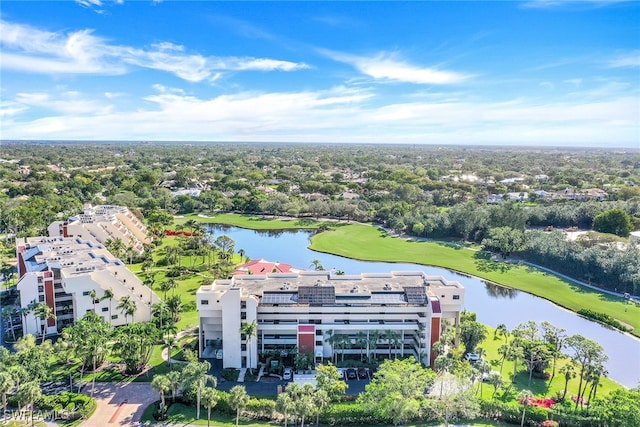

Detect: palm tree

[1,307,17,342]
[33,303,55,343]
[240,320,258,373]
[105,237,125,260]
[117,295,137,324]
[559,362,576,401]
[313,389,330,427]
[201,386,219,427]
[0,371,15,423]
[88,289,98,312]
[102,288,115,326]
[166,370,181,403]
[310,259,324,271]
[276,391,293,427]
[159,278,177,299]
[367,330,380,361]
[495,323,509,342]
[166,295,183,324]
[518,389,534,427]
[15,381,41,426]
[356,332,367,361]
[182,360,215,420]
[164,333,177,367]
[229,385,249,427]
[238,248,246,263]
[151,374,171,413]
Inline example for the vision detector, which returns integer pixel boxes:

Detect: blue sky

[1,1,638,146]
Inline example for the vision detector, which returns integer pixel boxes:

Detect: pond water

[208,225,640,388]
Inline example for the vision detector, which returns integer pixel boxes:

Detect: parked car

[357,367,369,380]
[336,368,345,379]
[465,352,480,363]
[346,368,357,380]
[283,367,293,381]
[215,349,223,360]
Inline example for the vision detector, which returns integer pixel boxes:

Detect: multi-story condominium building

[16,236,160,337]
[48,205,151,254]
[196,270,464,369]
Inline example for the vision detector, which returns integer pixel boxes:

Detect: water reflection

[484,282,519,299]
[205,224,640,388]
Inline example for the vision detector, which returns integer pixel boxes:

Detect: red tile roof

[232,259,295,276]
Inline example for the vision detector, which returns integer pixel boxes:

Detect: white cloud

[0,20,310,81]
[323,50,470,85]
[14,91,113,115]
[2,86,636,147]
[608,51,640,68]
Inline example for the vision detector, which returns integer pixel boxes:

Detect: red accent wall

[430,318,441,367]
[297,325,315,354]
[63,223,69,238]
[44,279,56,327]
[17,253,27,278]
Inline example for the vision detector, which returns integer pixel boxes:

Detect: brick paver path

[80,382,157,427]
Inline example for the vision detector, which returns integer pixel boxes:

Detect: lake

[208,225,640,388]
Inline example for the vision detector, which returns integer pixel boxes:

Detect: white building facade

[197,271,464,369]
[48,205,151,254]
[16,236,160,337]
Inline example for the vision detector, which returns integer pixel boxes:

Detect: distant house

[231,259,300,276]
[486,194,504,204]
[171,188,202,197]
[506,192,528,202]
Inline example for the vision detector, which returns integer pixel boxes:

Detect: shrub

[221,368,240,381]
[320,402,379,425]
[246,398,276,419]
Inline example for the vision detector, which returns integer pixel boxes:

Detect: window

[241,344,246,351]
[453,295,460,300]
[82,291,90,296]
[241,312,246,320]
[240,301,247,309]
[38,285,44,293]
[200,300,209,305]
[38,295,45,302]
[37,277,43,283]
[102,307,108,312]
[111,314,118,320]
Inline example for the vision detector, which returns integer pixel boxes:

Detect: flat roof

[18,236,122,275]
[199,271,463,302]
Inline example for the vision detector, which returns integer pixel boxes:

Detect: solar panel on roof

[261,293,298,304]
[403,286,427,304]
[298,285,336,304]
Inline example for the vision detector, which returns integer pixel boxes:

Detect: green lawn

[309,223,640,336]
[173,213,321,230]
[477,326,619,401]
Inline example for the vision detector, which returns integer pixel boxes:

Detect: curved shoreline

[180,214,640,338]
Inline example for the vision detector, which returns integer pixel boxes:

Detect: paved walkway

[80,382,157,427]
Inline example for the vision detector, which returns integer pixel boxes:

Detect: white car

[465,352,480,363]
[336,368,345,379]
[283,368,293,380]
[215,349,223,360]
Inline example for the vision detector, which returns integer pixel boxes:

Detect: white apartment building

[196,270,464,369]
[48,205,151,254]
[16,236,160,337]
